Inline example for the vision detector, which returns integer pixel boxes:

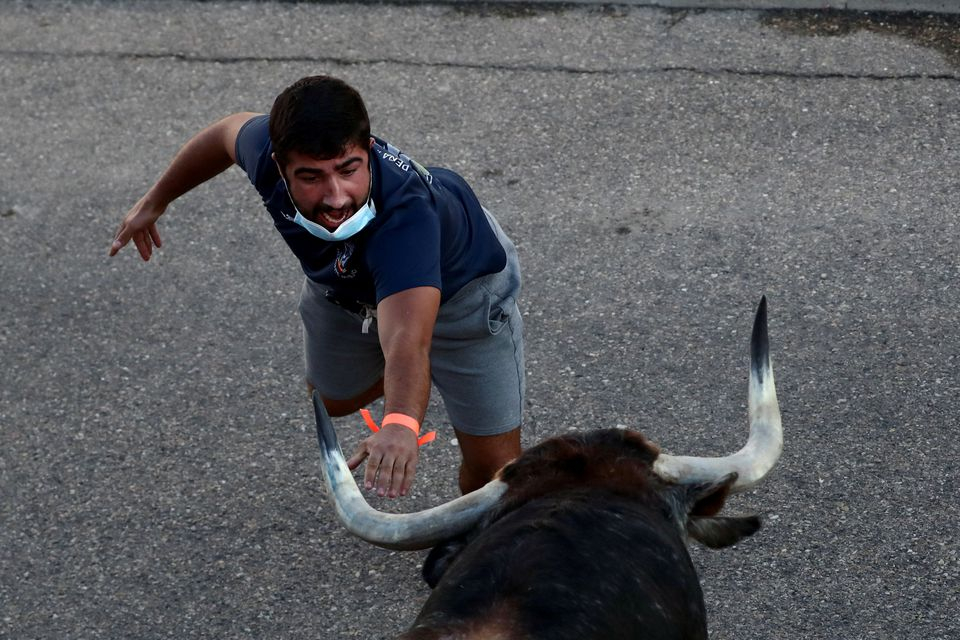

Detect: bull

[313,297,783,639]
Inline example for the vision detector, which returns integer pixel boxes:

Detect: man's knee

[456,427,522,494]
[307,378,384,417]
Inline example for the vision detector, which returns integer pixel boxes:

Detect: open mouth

[317,208,352,230]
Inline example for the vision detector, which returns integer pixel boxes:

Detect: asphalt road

[1,1,958,639]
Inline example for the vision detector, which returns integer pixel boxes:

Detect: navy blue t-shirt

[234,115,506,306]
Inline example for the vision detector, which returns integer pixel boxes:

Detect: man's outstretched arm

[347,286,441,498]
[109,111,261,261]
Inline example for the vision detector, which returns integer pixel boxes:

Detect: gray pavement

[498,0,960,14]
[2,1,959,639]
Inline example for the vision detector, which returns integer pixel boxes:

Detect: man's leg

[299,277,385,416]
[307,378,384,417]
[430,207,525,495]
[454,427,522,494]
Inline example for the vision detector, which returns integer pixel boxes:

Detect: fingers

[112,225,160,262]
[108,232,127,256]
[109,206,163,261]
[363,449,382,493]
[375,455,415,499]
[148,222,162,249]
[350,431,418,499]
[109,220,132,257]
[397,454,417,498]
[133,230,152,261]
[346,446,368,471]
[347,441,380,491]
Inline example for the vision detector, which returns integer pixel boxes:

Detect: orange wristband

[382,413,421,434]
[359,409,436,446]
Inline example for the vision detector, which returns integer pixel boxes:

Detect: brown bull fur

[398,429,760,640]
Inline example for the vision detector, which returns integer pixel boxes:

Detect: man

[110,75,524,498]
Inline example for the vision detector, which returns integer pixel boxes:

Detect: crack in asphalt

[1,48,958,81]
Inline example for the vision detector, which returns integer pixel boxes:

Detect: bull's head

[313,297,782,552]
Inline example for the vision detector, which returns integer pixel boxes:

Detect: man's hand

[110,196,165,261]
[107,112,259,262]
[347,424,419,498]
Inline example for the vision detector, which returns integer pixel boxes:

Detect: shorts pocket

[434,282,509,341]
[487,295,515,335]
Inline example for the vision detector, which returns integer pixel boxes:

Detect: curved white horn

[653,296,783,492]
[313,392,507,551]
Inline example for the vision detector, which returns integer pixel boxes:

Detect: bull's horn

[313,391,507,551]
[653,296,783,492]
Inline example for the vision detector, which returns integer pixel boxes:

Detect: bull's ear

[672,471,738,517]
[422,536,469,589]
[669,472,762,548]
[687,515,761,548]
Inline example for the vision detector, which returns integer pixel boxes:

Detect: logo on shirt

[381,143,433,184]
[335,241,358,279]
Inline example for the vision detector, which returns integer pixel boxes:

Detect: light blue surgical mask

[278,170,376,242]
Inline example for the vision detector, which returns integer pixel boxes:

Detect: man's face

[279,140,372,232]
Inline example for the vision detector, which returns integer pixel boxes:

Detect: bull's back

[403,489,708,640]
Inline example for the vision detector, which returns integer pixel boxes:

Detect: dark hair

[269,75,370,166]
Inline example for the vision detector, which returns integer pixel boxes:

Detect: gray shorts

[298,209,524,436]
